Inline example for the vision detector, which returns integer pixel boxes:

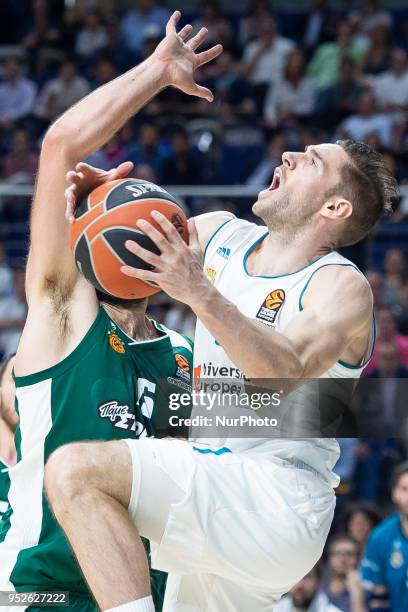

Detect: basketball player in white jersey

[45,12,398,612]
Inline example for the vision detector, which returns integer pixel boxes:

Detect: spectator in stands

[368,340,408,379]
[241,18,295,112]
[308,21,362,91]
[360,24,393,76]
[365,270,402,315]
[96,20,135,72]
[239,0,271,46]
[132,163,157,184]
[75,11,108,58]
[120,0,169,56]
[91,57,118,89]
[206,51,255,119]
[0,268,27,359]
[161,130,203,185]
[344,502,382,554]
[316,57,366,129]
[215,18,242,61]
[0,58,37,130]
[274,563,341,612]
[301,0,335,58]
[192,0,225,47]
[120,122,166,179]
[383,248,407,299]
[338,90,396,149]
[22,0,64,76]
[371,49,408,118]
[1,129,38,183]
[366,306,408,374]
[361,461,408,611]
[246,132,288,186]
[263,49,316,127]
[35,59,90,122]
[350,0,392,38]
[359,342,408,445]
[321,534,365,612]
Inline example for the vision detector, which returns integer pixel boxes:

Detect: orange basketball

[70,178,188,299]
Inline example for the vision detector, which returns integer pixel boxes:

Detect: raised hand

[153,10,223,102]
[64,161,134,223]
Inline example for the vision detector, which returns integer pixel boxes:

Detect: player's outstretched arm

[27,10,222,303]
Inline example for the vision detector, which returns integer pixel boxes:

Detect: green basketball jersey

[0,305,193,597]
[0,458,10,523]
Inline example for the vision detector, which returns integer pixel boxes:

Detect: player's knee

[45,442,95,510]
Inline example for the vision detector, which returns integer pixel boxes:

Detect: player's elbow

[41,121,74,159]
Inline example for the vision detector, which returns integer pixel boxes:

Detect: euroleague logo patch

[175,353,190,382]
[256,289,285,325]
[108,331,126,354]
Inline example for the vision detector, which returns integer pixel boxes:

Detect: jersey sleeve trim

[203,218,235,263]
[13,306,106,387]
[298,263,375,369]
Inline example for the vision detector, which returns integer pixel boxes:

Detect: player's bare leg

[45,440,149,610]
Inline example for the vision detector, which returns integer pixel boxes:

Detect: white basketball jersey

[193,218,374,487]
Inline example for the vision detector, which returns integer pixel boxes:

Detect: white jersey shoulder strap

[203,218,263,266]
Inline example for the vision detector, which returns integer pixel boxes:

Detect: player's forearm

[192,286,303,380]
[45,57,168,161]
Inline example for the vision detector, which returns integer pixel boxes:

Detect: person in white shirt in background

[273,565,341,612]
[35,59,90,122]
[0,58,37,130]
[371,48,408,122]
[75,10,108,58]
[264,49,316,127]
[242,18,295,110]
[338,89,396,149]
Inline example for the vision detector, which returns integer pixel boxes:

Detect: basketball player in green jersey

[0,12,221,611]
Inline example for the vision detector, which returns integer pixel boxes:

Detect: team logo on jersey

[390,550,404,568]
[217,246,231,260]
[98,400,136,431]
[175,353,190,382]
[205,267,217,285]
[108,332,126,354]
[256,289,285,325]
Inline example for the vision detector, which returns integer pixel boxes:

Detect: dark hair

[328,533,358,552]
[329,140,398,247]
[392,461,408,489]
[343,502,382,532]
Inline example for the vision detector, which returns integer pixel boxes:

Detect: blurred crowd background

[1,1,408,610]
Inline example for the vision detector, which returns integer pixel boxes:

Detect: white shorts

[125,438,336,612]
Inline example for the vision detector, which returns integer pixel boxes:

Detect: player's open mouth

[269,168,281,191]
